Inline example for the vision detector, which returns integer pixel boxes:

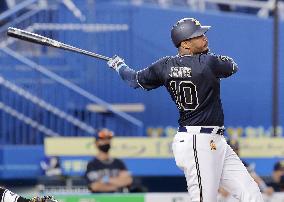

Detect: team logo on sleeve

[210,140,217,150]
[219,56,231,62]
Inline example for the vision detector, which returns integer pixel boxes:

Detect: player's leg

[219,144,264,202]
[172,131,201,201]
[217,191,239,202]
[172,131,226,202]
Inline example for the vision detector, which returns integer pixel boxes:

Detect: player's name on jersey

[169,67,192,78]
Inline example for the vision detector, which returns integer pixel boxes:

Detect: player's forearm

[107,55,142,89]
[0,187,29,202]
[118,66,140,89]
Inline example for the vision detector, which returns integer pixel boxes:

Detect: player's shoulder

[147,56,173,71]
[153,55,172,64]
[199,52,217,61]
[206,52,235,62]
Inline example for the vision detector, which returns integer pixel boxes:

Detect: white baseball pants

[172,126,263,202]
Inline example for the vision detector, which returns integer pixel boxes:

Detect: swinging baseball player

[107,18,263,202]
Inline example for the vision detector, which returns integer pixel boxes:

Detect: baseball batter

[107,18,263,201]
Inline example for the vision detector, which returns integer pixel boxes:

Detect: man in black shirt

[267,161,284,192]
[106,18,263,201]
[85,128,133,193]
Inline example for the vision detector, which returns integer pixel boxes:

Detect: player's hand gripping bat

[7,27,111,61]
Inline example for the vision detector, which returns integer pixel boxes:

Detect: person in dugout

[85,128,133,193]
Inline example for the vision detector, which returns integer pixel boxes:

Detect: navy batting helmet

[171,18,211,48]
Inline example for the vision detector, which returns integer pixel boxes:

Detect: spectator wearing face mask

[84,128,133,193]
[267,160,284,192]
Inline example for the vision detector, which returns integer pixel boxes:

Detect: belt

[178,126,225,135]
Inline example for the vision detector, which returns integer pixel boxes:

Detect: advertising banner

[45,137,173,158]
[45,137,284,158]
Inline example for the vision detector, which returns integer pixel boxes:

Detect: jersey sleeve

[115,158,127,171]
[136,57,168,90]
[208,54,238,78]
[118,66,140,89]
[85,161,99,184]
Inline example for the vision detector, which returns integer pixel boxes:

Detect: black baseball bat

[7,27,111,61]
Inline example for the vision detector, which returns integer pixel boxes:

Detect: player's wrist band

[116,64,128,73]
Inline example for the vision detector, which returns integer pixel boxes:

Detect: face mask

[98,144,111,153]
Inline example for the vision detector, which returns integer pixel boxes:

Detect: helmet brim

[190,26,211,39]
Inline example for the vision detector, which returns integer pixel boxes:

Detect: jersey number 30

[169,80,199,111]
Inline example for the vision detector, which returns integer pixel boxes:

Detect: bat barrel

[7,27,64,48]
[7,27,112,61]
[7,27,51,46]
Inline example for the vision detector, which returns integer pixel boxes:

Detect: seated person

[267,160,284,192]
[85,128,133,193]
